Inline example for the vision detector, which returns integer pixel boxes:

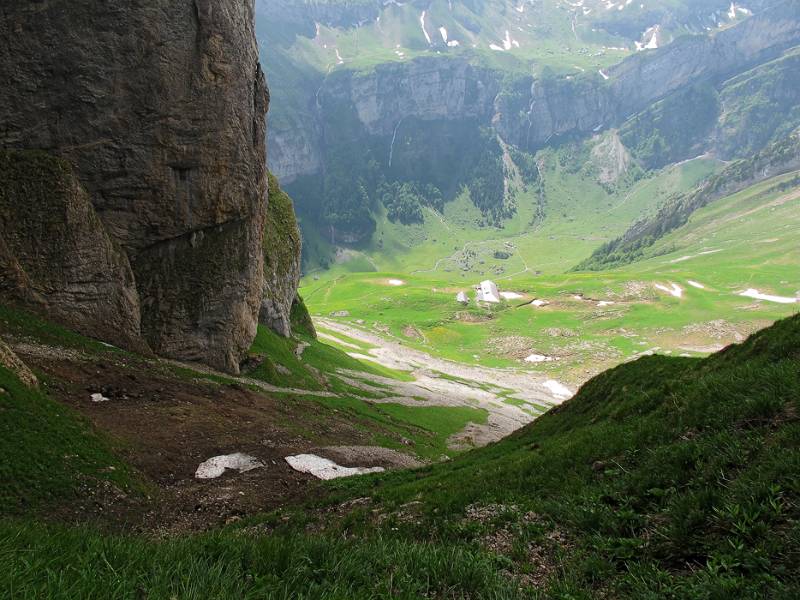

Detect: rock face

[0,151,144,352]
[0,1,270,373]
[261,174,302,338]
[498,1,800,150]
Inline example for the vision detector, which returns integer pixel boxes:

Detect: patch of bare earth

[8,340,419,535]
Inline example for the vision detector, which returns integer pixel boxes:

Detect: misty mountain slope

[577,130,800,271]
[259,0,800,264]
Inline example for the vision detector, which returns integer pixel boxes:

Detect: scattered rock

[402,325,424,341]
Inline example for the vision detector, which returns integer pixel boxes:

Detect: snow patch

[655,283,684,298]
[543,380,573,399]
[500,291,524,300]
[195,453,264,479]
[91,393,110,403]
[388,279,405,286]
[420,11,432,45]
[687,281,706,290]
[739,289,798,304]
[525,354,555,363]
[285,454,385,480]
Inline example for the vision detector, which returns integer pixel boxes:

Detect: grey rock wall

[0,0,270,373]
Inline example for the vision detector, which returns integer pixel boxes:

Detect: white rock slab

[285,454,385,480]
[195,453,264,479]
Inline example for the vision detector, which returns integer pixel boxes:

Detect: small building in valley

[475,280,500,303]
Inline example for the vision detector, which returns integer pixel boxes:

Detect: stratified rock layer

[0,1,269,373]
[0,151,144,353]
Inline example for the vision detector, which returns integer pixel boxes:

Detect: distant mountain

[257,0,799,263]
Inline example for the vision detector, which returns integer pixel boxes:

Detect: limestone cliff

[498,1,800,150]
[0,151,144,353]
[0,1,270,373]
[261,174,302,338]
[271,1,800,187]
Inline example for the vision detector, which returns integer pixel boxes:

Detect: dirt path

[317,318,572,447]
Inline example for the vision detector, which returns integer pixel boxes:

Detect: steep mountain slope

[260,0,800,263]
[578,130,800,270]
[2,312,797,597]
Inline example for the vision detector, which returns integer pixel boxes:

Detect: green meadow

[302,165,800,385]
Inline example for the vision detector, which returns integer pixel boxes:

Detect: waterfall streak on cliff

[388,119,404,168]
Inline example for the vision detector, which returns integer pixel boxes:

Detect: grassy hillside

[0,365,141,516]
[2,314,797,597]
[577,132,800,271]
[301,162,799,387]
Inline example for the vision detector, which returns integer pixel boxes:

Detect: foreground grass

[2,315,798,597]
[0,523,520,600]
[0,367,140,516]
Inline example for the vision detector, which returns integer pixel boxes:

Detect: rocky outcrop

[261,174,302,338]
[0,337,38,389]
[0,1,269,373]
[0,151,145,352]
[322,56,500,138]
[714,46,800,159]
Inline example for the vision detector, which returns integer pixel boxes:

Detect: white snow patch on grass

[195,453,264,479]
[543,380,573,399]
[525,354,555,363]
[655,283,683,298]
[739,289,798,304]
[500,291,524,300]
[285,454,385,480]
[388,279,405,286]
[687,281,706,289]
